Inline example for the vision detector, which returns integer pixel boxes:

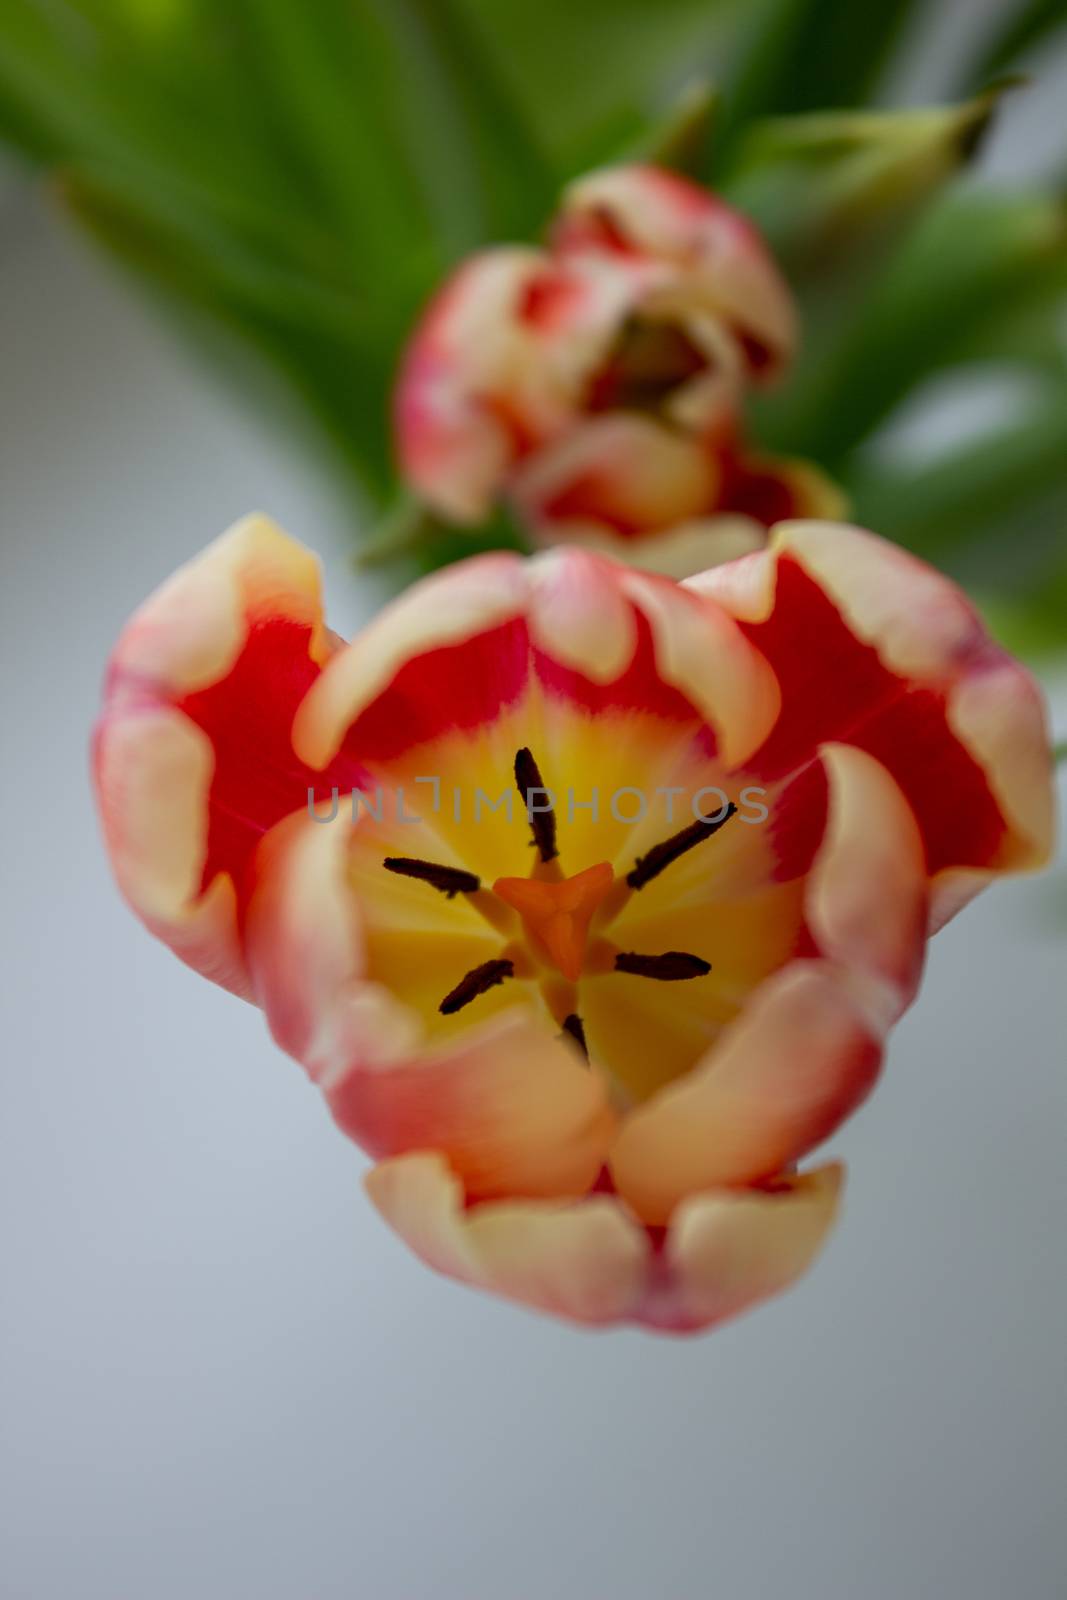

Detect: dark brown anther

[561,1013,588,1059]
[626,801,737,890]
[383,856,480,898]
[514,746,559,862]
[439,959,515,1015]
[614,951,711,980]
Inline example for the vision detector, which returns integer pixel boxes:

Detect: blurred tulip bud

[394,163,833,573]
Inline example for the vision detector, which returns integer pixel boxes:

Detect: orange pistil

[493,861,614,982]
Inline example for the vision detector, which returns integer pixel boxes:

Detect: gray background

[1,15,1066,1594]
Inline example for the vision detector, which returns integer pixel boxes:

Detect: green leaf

[459,0,737,176]
[63,161,396,496]
[359,496,532,581]
[842,388,1067,561]
[628,79,718,178]
[979,540,1067,663]
[364,0,557,255]
[754,185,1067,463]
[712,0,922,162]
[965,0,1067,86]
[220,0,442,288]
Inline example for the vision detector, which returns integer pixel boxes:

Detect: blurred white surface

[1,183,1065,1600]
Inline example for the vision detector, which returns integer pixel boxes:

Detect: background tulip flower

[7,8,1067,657]
[395,164,845,576]
[93,514,1054,1333]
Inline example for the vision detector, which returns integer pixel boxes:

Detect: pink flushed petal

[366,1152,843,1334]
[608,747,927,1226]
[609,962,878,1226]
[645,1164,844,1334]
[806,743,927,1023]
[243,811,395,1071]
[526,546,639,683]
[553,164,797,376]
[245,812,616,1203]
[324,1009,616,1202]
[366,1153,651,1326]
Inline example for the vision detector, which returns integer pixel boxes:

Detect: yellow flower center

[352,716,803,1104]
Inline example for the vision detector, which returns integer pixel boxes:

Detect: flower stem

[356,495,444,568]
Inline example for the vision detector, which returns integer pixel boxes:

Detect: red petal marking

[719,452,798,526]
[518,263,590,330]
[552,203,640,257]
[741,558,1006,874]
[849,688,1004,877]
[346,606,713,766]
[533,604,713,734]
[176,618,367,895]
[767,759,830,883]
[737,333,776,376]
[533,472,658,538]
[345,616,531,764]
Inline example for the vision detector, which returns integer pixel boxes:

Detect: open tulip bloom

[396,164,845,576]
[94,515,1054,1333]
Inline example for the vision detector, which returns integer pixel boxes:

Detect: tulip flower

[395,163,844,576]
[93,515,1053,1332]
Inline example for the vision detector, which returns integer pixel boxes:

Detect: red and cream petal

[366,1152,651,1325]
[244,812,616,1202]
[93,707,248,994]
[686,521,1056,923]
[366,1152,843,1333]
[612,565,780,768]
[806,743,927,1020]
[644,1164,844,1334]
[608,745,925,1224]
[331,1011,617,1202]
[717,450,848,534]
[552,164,797,377]
[516,435,847,582]
[294,545,779,779]
[542,514,769,580]
[93,515,350,995]
[292,552,530,769]
[510,414,725,542]
[393,248,550,521]
[529,439,846,579]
